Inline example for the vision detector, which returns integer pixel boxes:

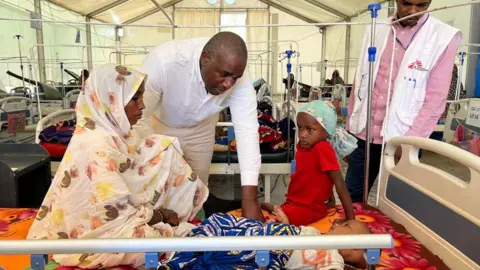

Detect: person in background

[136,31,263,220]
[443,64,466,118]
[262,100,356,226]
[325,70,345,86]
[346,0,462,203]
[79,69,89,85]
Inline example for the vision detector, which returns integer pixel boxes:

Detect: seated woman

[159,213,371,269]
[27,64,208,268]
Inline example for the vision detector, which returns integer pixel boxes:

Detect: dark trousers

[345,138,383,203]
[345,137,423,203]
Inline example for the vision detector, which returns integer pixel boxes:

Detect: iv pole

[279,46,299,162]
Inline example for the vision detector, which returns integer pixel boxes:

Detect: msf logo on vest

[408,60,428,72]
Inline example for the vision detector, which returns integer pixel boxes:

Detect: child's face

[326,219,370,268]
[327,219,370,235]
[296,112,329,149]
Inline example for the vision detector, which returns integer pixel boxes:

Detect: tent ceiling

[47,0,385,25]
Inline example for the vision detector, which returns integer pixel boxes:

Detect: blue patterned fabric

[158,213,300,270]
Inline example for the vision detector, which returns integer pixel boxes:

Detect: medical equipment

[0,143,51,208]
[0,97,36,140]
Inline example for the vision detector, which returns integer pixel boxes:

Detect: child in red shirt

[262,100,357,226]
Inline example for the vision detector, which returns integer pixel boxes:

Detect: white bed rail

[380,136,480,269]
[0,235,393,255]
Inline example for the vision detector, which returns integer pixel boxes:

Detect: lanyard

[393,14,430,50]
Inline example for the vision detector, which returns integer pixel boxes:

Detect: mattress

[229,203,450,270]
[1,204,449,270]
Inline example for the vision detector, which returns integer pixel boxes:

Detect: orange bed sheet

[0,208,37,270]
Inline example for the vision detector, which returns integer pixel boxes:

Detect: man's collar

[391,13,429,28]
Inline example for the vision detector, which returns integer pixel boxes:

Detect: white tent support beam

[271,13,278,94]
[86,0,131,18]
[304,0,348,19]
[344,19,351,83]
[267,4,271,84]
[150,0,175,26]
[257,0,323,30]
[172,5,176,39]
[34,0,46,82]
[86,17,93,71]
[123,0,182,25]
[115,27,122,65]
[321,27,327,82]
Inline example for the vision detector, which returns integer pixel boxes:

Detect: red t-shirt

[283,141,340,222]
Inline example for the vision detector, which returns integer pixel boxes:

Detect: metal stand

[363,3,381,203]
[145,252,159,269]
[279,47,299,162]
[30,254,48,270]
[366,248,381,269]
[60,62,67,109]
[14,35,26,89]
[455,52,466,100]
[256,250,270,268]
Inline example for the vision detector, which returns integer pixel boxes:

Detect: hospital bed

[34,109,75,168]
[35,109,76,144]
[0,97,35,129]
[443,99,479,143]
[0,136,478,270]
[0,97,37,143]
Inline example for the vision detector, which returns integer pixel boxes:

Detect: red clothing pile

[281,141,340,226]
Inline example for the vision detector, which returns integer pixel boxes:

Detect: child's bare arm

[328,170,354,220]
[327,193,336,208]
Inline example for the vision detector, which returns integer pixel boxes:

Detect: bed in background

[35,109,76,162]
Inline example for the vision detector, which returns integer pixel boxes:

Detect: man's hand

[394,146,402,165]
[241,186,264,221]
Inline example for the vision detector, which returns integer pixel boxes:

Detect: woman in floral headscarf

[27,64,208,268]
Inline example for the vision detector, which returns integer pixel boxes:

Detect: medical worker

[346,0,462,202]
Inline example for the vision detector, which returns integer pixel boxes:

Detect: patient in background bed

[262,100,357,226]
[159,213,371,270]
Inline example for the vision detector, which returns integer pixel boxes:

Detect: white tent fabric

[175,9,220,39]
[47,0,385,25]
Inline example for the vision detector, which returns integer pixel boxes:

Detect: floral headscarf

[299,100,357,159]
[76,64,146,139]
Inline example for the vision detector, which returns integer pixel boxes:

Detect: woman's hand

[159,208,179,226]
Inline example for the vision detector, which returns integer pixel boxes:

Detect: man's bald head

[199,32,248,96]
[202,31,248,62]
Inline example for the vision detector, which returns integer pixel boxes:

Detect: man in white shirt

[137,32,263,219]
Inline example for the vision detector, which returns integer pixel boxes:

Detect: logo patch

[408,60,428,72]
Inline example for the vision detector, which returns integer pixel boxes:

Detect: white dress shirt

[139,37,261,186]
